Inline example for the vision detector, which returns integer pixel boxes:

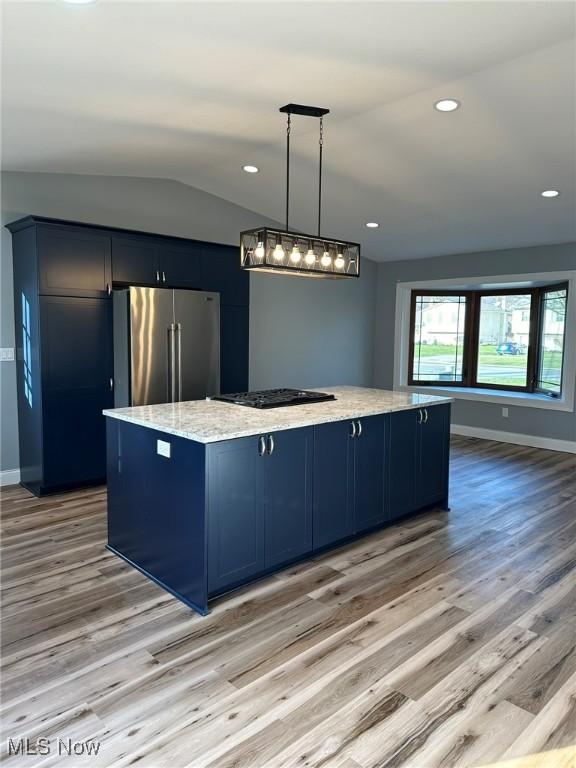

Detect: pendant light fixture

[240,104,360,278]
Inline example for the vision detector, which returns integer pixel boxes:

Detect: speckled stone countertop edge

[103,387,453,445]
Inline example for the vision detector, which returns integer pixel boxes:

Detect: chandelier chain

[318,116,323,236]
[285,114,291,231]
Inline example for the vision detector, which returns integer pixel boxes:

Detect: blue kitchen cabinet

[313,419,354,548]
[313,415,387,550]
[389,408,418,520]
[41,296,113,490]
[389,404,451,521]
[37,224,112,298]
[112,237,202,289]
[201,244,249,306]
[207,426,313,594]
[207,435,265,594]
[107,420,208,614]
[415,404,450,509]
[263,427,313,568]
[156,241,202,289]
[112,236,159,286]
[220,305,249,394]
[354,415,387,533]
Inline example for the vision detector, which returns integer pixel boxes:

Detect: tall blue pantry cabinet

[8,216,250,496]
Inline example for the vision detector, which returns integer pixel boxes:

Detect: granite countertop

[103,386,453,444]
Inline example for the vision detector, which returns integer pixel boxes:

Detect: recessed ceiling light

[242,165,259,174]
[365,222,379,228]
[540,189,560,198]
[434,99,460,112]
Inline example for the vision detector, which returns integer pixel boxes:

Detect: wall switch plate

[0,348,15,362]
[157,439,171,458]
[502,407,509,417]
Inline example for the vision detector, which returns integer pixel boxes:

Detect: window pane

[476,294,531,387]
[412,295,467,382]
[537,288,567,393]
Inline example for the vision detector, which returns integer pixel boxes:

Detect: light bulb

[273,243,285,261]
[321,252,332,268]
[305,249,316,266]
[335,254,345,269]
[290,245,302,264]
[254,242,265,260]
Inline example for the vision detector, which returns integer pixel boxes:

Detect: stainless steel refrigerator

[113,287,220,407]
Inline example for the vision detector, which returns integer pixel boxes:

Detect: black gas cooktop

[213,388,336,409]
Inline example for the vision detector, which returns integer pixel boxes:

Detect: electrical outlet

[502,407,509,418]
[0,348,15,362]
[157,439,171,458]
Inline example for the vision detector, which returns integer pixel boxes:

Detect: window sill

[400,384,572,412]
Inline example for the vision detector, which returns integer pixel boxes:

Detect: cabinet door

[353,415,386,533]
[389,409,418,521]
[207,436,265,593]
[112,237,158,286]
[313,420,354,550]
[201,245,249,306]
[38,226,111,298]
[264,428,313,568]
[415,404,450,509]
[107,421,208,613]
[158,242,201,289]
[220,305,249,394]
[40,296,113,488]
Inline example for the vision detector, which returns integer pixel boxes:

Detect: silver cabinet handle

[175,323,182,402]
[417,409,423,424]
[267,434,275,455]
[156,270,160,282]
[106,282,112,296]
[109,377,114,391]
[350,420,357,438]
[167,324,176,402]
[258,436,266,456]
[423,408,429,423]
[356,420,362,437]
[162,271,166,283]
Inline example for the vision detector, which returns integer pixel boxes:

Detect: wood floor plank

[1,436,574,768]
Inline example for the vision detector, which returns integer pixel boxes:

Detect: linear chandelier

[241,104,360,279]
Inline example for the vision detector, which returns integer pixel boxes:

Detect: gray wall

[0,171,378,473]
[374,243,576,442]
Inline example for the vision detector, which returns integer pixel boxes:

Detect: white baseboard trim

[451,424,576,454]
[0,469,21,487]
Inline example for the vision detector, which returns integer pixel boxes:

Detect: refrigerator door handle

[168,323,177,402]
[176,323,182,402]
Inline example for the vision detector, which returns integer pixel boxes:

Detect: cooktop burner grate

[212,388,336,409]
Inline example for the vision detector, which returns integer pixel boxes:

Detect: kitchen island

[104,386,452,614]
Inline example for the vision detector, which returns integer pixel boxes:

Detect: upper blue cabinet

[112,236,158,286]
[201,244,249,306]
[111,236,202,290]
[157,242,202,289]
[37,224,112,298]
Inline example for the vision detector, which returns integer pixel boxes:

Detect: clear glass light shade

[305,249,316,265]
[290,246,302,263]
[241,228,360,279]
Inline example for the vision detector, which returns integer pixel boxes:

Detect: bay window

[408,283,568,396]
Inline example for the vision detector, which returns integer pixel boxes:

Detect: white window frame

[393,270,576,412]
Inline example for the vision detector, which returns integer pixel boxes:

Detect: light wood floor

[1,437,575,768]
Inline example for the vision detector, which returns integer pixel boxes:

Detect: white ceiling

[2,1,575,262]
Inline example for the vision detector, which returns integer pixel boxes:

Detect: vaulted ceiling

[2,1,575,261]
